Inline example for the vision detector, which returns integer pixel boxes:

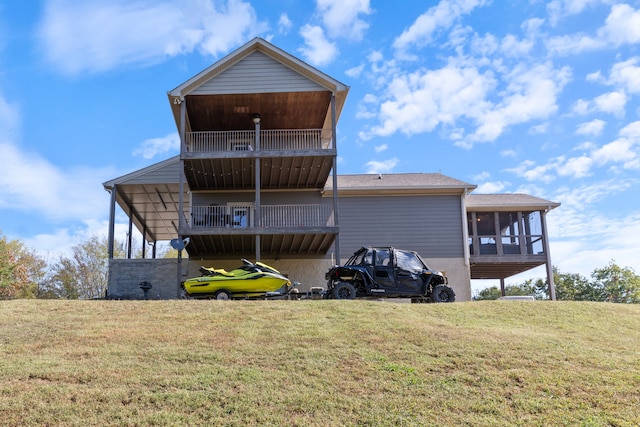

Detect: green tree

[0,232,46,299]
[591,261,640,304]
[473,286,502,300]
[48,235,121,299]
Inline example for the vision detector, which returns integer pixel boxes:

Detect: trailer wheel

[430,285,455,303]
[214,290,232,301]
[332,282,356,299]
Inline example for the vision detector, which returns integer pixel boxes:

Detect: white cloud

[345,64,365,78]
[575,119,605,136]
[620,121,640,139]
[547,210,640,279]
[546,4,640,55]
[558,155,593,178]
[298,24,338,66]
[598,4,640,46]
[474,181,509,193]
[393,0,490,58]
[374,144,388,153]
[507,120,640,184]
[37,0,268,75]
[0,93,20,136]
[278,13,293,35]
[133,133,180,159]
[592,138,638,169]
[365,158,399,174]
[593,91,626,116]
[608,57,640,94]
[546,0,602,26]
[360,63,496,141]
[316,0,372,41]
[471,171,490,181]
[572,92,627,117]
[470,63,571,143]
[0,141,116,221]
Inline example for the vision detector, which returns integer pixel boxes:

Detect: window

[395,250,425,272]
[374,249,390,266]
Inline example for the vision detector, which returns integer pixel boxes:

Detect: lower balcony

[184,204,338,257]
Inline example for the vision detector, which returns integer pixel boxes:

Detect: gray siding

[120,161,182,185]
[338,195,464,259]
[194,51,326,95]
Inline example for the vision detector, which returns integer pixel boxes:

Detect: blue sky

[1,0,639,287]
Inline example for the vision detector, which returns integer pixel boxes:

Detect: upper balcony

[182,128,336,191]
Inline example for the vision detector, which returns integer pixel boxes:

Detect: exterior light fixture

[252,114,261,125]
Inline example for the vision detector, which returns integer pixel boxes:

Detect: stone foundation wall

[107,259,182,299]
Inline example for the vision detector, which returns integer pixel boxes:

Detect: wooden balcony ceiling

[184,155,334,190]
[186,92,332,131]
[185,233,336,258]
[470,258,547,280]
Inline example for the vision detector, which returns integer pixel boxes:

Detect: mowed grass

[1,300,639,426]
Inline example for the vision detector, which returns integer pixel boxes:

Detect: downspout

[331,94,340,264]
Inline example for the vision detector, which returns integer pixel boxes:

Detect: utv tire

[430,285,455,303]
[214,290,232,301]
[332,282,356,299]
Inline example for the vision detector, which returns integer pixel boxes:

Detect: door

[228,203,253,228]
[394,250,425,294]
[371,248,397,289]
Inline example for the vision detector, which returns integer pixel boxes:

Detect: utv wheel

[332,282,356,299]
[214,290,232,301]
[430,285,455,303]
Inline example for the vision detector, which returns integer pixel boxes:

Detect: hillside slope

[1,300,639,426]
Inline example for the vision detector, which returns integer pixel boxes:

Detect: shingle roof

[466,193,560,211]
[324,173,475,195]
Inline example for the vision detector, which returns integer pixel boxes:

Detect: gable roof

[168,38,348,98]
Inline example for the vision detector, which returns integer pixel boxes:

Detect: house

[103,38,560,301]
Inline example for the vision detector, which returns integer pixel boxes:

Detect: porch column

[127,209,133,259]
[330,94,340,264]
[141,224,147,259]
[541,209,556,301]
[253,114,261,262]
[177,97,187,298]
[107,184,117,259]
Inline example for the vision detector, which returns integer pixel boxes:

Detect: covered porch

[466,194,561,299]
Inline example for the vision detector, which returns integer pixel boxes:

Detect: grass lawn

[1,300,639,426]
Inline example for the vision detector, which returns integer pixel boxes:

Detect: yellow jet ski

[182,258,292,299]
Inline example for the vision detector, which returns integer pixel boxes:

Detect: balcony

[184,204,338,257]
[182,129,335,190]
[184,129,333,154]
[189,204,336,232]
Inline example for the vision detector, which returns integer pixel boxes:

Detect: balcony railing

[184,129,332,153]
[190,204,335,229]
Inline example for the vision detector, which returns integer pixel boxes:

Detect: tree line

[0,231,175,300]
[474,264,640,303]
